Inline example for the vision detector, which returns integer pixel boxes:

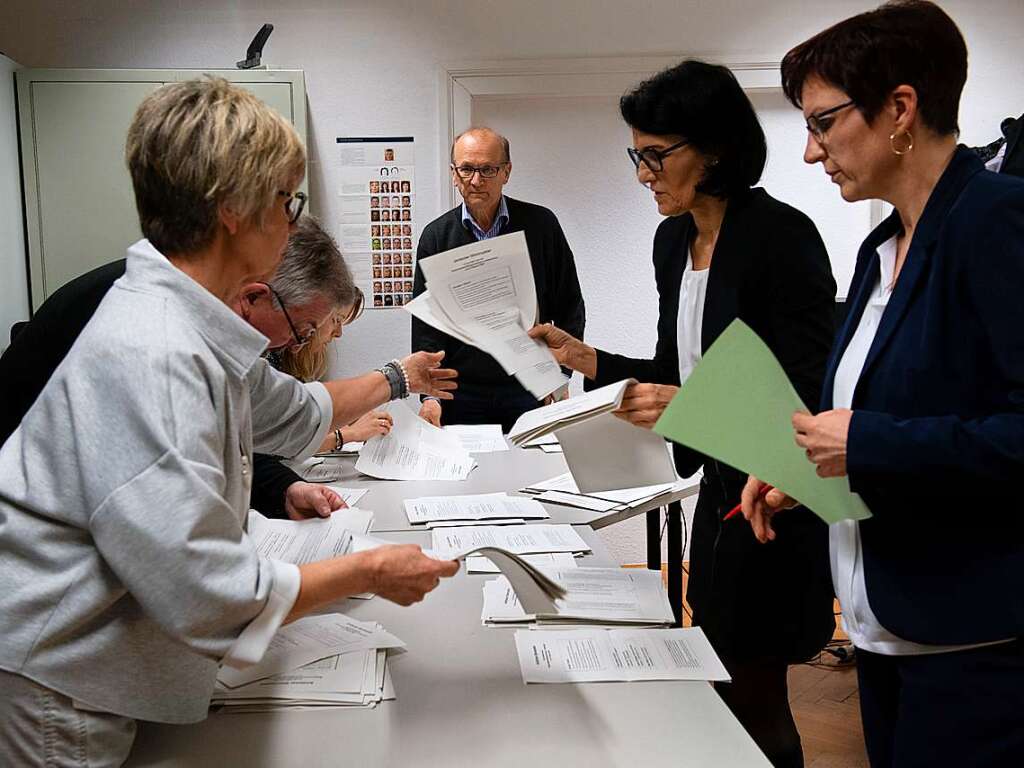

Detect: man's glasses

[277,190,308,224]
[451,163,507,180]
[261,282,316,348]
[627,139,688,173]
[805,100,856,142]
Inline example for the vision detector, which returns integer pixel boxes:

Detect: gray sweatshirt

[0,239,332,723]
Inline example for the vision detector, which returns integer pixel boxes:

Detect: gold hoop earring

[890,130,914,156]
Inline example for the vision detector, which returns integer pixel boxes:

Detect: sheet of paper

[654,319,872,524]
[248,512,358,565]
[514,627,730,684]
[524,473,685,510]
[508,379,633,445]
[556,412,678,493]
[404,493,549,524]
[540,443,564,453]
[425,518,526,528]
[443,423,509,453]
[294,458,347,483]
[215,649,371,701]
[323,486,370,511]
[482,567,674,626]
[356,400,476,481]
[466,551,578,573]
[218,613,404,688]
[431,524,590,559]
[408,232,566,398]
[523,432,559,447]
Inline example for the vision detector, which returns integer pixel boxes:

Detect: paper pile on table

[248,507,374,564]
[430,523,590,560]
[212,614,404,711]
[404,231,566,398]
[404,492,549,526]
[520,472,695,514]
[356,400,476,481]
[507,379,635,446]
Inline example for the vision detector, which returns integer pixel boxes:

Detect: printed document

[356,400,476,481]
[514,627,730,683]
[431,524,589,559]
[443,423,509,453]
[405,232,566,398]
[466,551,578,574]
[508,379,635,446]
[248,510,365,565]
[404,492,549,524]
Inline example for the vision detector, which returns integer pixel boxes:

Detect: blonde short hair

[125,76,306,254]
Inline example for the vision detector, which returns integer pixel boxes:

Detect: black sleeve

[410,225,451,355]
[250,454,304,520]
[548,215,586,342]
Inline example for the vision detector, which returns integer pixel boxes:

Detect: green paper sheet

[653,319,871,524]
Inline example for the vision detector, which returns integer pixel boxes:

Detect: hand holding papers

[508,379,635,446]
[404,232,567,398]
[653,320,872,524]
[514,627,730,684]
[356,400,476,481]
[404,493,549,525]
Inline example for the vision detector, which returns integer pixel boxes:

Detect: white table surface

[127,528,768,768]
[320,446,700,532]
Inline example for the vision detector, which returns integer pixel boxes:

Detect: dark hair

[780,0,966,136]
[620,59,766,199]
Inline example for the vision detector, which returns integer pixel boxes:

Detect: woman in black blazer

[531,60,836,768]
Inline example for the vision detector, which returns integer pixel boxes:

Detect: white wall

[2,0,1021,561]
[0,52,28,352]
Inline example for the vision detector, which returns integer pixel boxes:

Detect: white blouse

[830,234,1007,655]
[677,249,710,385]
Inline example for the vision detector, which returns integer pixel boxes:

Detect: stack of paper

[430,524,591,560]
[466,551,578,574]
[356,400,476,481]
[443,424,509,453]
[293,457,348,483]
[514,627,730,684]
[212,614,403,711]
[520,473,693,514]
[404,232,566,398]
[248,508,375,564]
[481,567,675,627]
[404,492,549,526]
[507,379,635,446]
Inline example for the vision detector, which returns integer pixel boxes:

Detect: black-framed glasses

[805,100,856,142]
[277,190,308,224]
[260,281,316,348]
[627,139,688,173]
[451,163,507,180]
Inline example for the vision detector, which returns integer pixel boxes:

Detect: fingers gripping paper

[653,319,871,524]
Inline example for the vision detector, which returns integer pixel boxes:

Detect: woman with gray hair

[0,77,458,765]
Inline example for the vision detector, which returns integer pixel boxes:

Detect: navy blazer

[826,147,1024,645]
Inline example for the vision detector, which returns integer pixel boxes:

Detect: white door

[0,53,28,352]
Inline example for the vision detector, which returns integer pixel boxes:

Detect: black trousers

[857,639,1024,767]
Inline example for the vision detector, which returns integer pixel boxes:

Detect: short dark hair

[780,0,966,136]
[620,60,766,199]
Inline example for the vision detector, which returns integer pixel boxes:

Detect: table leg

[646,509,661,571]
[667,501,683,627]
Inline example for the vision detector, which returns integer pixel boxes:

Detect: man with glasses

[413,127,586,431]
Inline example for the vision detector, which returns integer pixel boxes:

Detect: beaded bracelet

[390,358,410,399]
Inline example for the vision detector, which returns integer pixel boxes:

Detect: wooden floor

[638,563,870,767]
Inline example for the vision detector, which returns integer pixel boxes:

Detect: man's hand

[284,482,345,521]
[364,544,460,606]
[740,475,798,543]
[345,410,393,442]
[793,409,852,478]
[419,399,442,427]
[613,382,678,429]
[542,383,570,406]
[528,323,597,379]
[401,351,458,399]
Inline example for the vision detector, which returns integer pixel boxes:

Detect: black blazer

[592,187,838,661]
[411,196,585,391]
[825,147,1024,645]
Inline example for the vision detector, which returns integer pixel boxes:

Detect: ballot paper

[404,232,566,398]
[522,432,559,447]
[481,567,674,626]
[425,518,527,528]
[247,510,371,565]
[356,400,476,481]
[218,613,405,688]
[466,551,578,574]
[443,423,509,453]
[508,379,636,446]
[294,457,347,483]
[514,627,730,684]
[404,493,549,525]
[324,486,370,509]
[430,524,590,559]
[521,473,689,513]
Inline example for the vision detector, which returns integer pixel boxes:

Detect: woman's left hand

[792,409,852,478]
[284,482,346,520]
[613,383,679,429]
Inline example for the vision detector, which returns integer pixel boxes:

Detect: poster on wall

[337,137,416,309]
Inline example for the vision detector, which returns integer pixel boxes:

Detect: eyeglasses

[805,100,856,142]
[261,281,317,349]
[277,190,308,224]
[627,139,688,173]
[451,163,507,180]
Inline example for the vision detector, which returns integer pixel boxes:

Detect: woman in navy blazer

[743,3,1024,766]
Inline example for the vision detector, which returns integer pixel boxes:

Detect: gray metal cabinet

[16,68,307,310]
